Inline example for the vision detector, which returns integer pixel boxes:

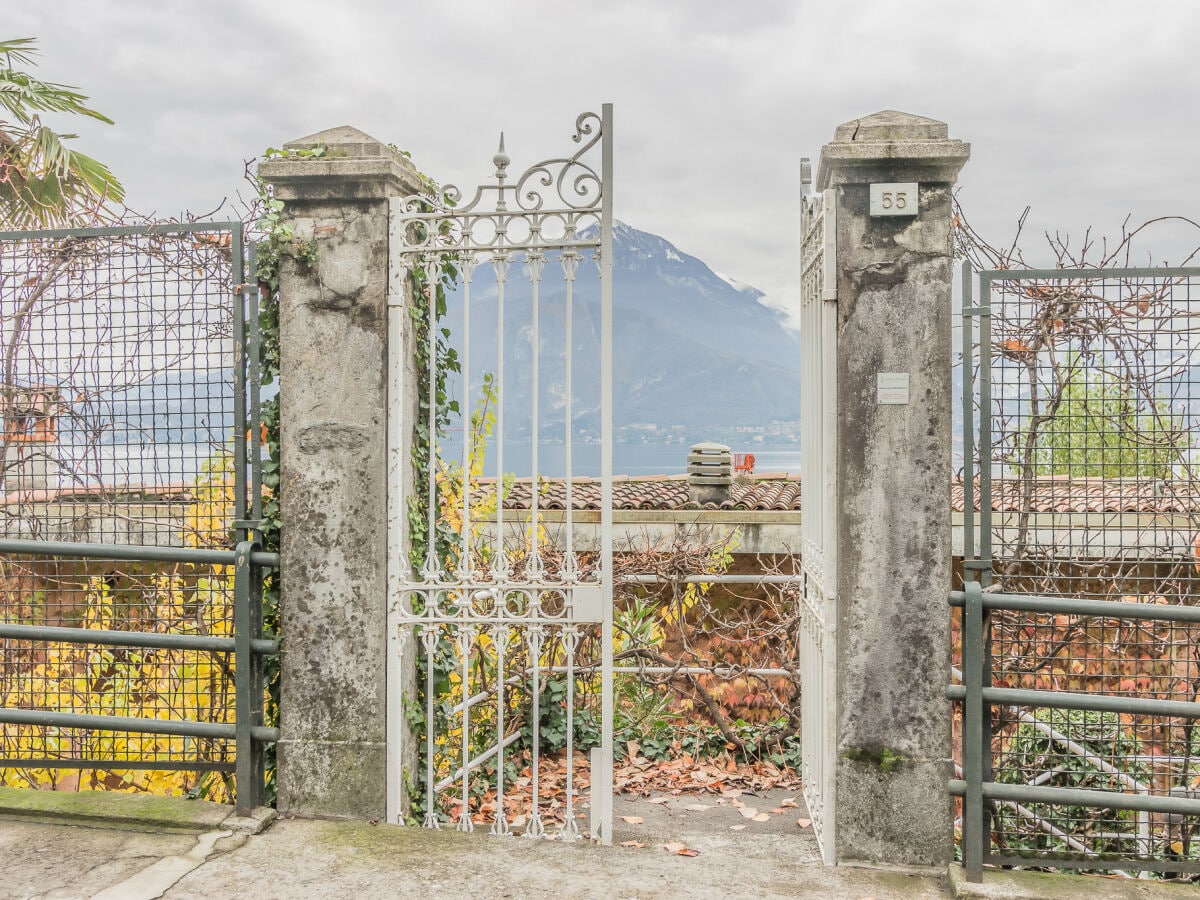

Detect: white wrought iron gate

[386,107,615,842]
[799,176,839,864]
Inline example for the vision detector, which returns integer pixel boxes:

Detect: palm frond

[0,71,113,123]
[0,37,122,227]
[0,38,39,68]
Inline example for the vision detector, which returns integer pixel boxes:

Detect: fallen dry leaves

[443,746,803,835]
[450,750,593,828]
[614,750,802,797]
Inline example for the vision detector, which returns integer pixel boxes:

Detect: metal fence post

[963,579,986,881]
[233,539,263,816]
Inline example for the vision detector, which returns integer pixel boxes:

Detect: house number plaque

[870,183,918,217]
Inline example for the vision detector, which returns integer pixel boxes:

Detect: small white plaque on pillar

[877,372,910,405]
[870,183,918,217]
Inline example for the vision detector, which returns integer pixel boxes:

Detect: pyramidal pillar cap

[258,125,424,202]
[816,109,969,190]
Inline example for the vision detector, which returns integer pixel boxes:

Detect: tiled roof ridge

[476,472,797,484]
[498,473,802,512]
[6,475,1197,515]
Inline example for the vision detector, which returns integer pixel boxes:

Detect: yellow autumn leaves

[0,451,238,799]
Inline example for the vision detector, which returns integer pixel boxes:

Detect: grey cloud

[7,0,1200,304]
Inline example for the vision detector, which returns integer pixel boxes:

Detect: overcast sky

[9,1,1200,323]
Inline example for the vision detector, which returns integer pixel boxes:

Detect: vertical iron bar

[231,226,248,529]
[960,261,982,876]
[978,277,993,585]
[961,260,975,567]
[493,254,509,575]
[422,624,439,829]
[248,548,266,808]
[963,580,986,882]
[559,624,580,840]
[819,186,839,864]
[525,621,545,838]
[425,261,439,577]
[461,258,472,577]
[981,587,994,863]
[457,622,474,832]
[233,540,253,816]
[563,252,576,574]
[528,251,544,574]
[385,220,411,824]
[490,620,510,835]
[247,239,263,525]
[597,101,615,846]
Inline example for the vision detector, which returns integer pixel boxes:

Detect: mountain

[443,222,801,452]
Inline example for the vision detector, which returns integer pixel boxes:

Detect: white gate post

[816,110,969,865]
[258,127,425,820]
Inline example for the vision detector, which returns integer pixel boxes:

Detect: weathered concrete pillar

[259,127,423,819]
[817,110,969,865]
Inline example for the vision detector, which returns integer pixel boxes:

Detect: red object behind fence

[733,453,755,474]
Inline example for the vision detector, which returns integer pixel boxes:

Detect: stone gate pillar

[259,127,423,819]
[817,111,969,865]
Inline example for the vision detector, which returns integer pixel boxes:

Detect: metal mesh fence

[983,271,1200,598]
[0,224,247,786]
[966,267,1200,872]
[0,225,240,549]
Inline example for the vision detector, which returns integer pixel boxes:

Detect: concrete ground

[0,787,1197,899]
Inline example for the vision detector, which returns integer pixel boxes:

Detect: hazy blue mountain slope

[445,222,801,436]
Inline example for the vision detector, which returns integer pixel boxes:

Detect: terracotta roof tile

[501,475,1198,515]
[499,474,802,512]
[7,475,1193,516]
[950,477,1200,514]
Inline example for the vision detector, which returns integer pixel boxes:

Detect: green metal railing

[949,582,1200,879]
[0,538,279,816]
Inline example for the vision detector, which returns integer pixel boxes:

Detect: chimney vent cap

[687,442,734,502]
